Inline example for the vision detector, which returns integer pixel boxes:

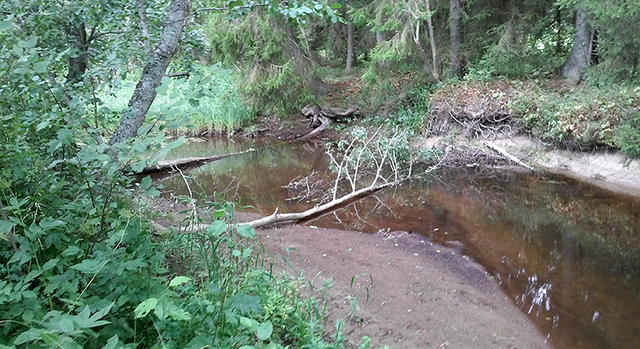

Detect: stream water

[161,139,640,349]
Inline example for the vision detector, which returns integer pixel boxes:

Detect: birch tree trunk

[425,0,440,80]
[136,0,153,57]
[109,0,192,146]
[561,4,593,85]
[449,0,463,78]
[346,20,355,73]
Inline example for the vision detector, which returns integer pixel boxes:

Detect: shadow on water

[161,139,640,349]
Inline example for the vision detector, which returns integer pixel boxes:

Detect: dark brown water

[161,139,640,349]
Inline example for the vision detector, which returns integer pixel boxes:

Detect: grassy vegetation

[422,77,640,158]
[509,82,640,151]
[100,65,254,136]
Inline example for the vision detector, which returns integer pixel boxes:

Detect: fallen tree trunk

[177,179,403,233]
[484,141,535,171]
[242,179,398,228]
[139,148,255,175]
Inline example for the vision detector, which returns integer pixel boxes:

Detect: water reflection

[161,140,640,349]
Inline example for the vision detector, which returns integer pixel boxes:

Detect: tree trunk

[424,0,440,80]
[346,20,355,73]
[561,4,593,85]
[449,0,463,78]
[109,0,192,146]
[66,22,88,83]
[376,32,390,69]
[136,0,153,57]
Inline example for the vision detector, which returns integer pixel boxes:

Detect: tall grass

[100,65,254,136]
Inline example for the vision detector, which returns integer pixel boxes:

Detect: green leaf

[58,317,75,334]
[140,176,152,190]
[239,316,259,330]
[36,120,50,131]
[207,220,227,237]
[12,67,29,75]
[0,20,12,32]
[89,302,115,324]
[14,328,42,345]
[40,333,82,349]
[131,160,147,173]
[165,302,191,321]
[18,37,38,48]
[134,298,158,318]
[229,0,244,10]
[156,76,172,95]
[57,129,73,146]
[70,258,107,274]
[169,276,191,287]
[256,321,273,341]
[330,3,342,9]
[42,258,58,271]
[33,61,48,73]
[0,219,16,235]
[237,224,256,238]
[103,335,120,349]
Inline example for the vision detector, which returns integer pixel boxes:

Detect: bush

[510,82,640,149]
[616,111,640,158]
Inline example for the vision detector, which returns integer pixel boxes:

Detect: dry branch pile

[429,81,520,140]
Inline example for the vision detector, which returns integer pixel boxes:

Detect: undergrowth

[100,65,254,136]
[510,82,640,152]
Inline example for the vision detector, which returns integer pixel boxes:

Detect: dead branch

[138,148,255,175]
[243,179,400,229]
[484,141,535,171]
[166,71,190,78]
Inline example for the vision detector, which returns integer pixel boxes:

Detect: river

[159,138,640,349]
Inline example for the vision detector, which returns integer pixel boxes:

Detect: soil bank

[255,221,552,349]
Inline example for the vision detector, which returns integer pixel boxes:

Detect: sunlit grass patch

[100,65,254,136]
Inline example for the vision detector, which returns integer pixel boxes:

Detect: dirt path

[254,220,552,349]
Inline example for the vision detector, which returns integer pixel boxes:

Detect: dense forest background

[1,0,639,348]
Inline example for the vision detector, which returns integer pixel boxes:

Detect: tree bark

[561,4,593,85]
[136,0,153,58]
[449,0,463,78]
[346,20,355,73]
[109,0,192,146]
[424,0,440,80]
[66,22,88,83]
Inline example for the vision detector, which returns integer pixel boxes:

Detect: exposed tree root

[294,116,331,141]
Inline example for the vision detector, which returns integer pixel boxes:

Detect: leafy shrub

[0,18,353,349]
[510,83,640,149]
[616,111,640,158]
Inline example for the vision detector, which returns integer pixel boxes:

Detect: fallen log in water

[138,148,255,175]
[172,179,400,234]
